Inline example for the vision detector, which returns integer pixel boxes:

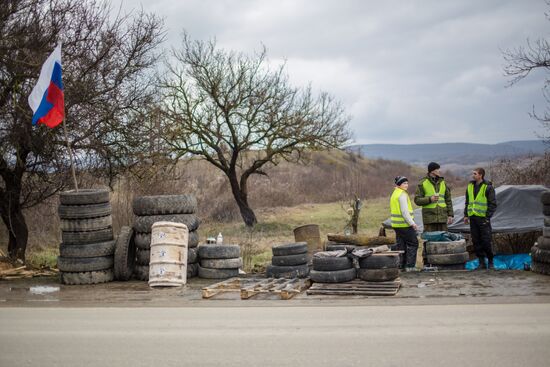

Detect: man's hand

[430,195,438,203]
[447,216,453,225]
[412,224,418,231]
[464,217,469,224]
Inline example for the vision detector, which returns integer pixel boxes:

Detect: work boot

[476,257,486,270]
[488,259,495,270]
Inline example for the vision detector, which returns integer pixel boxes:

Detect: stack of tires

[531,190,550,275]
[266,243,309,278]
[310,255,355,283]
[325,241,358,252]
[357,254,399,281]
[132,195,200,281]
[198,244,242,279]
[57,189,115,285]
[424,239,469,270]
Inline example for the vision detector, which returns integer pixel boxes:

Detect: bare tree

[503,1,550,144]
[0,0,164,261]
[160,34,351,226]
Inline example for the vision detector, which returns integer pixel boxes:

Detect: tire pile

[310,255,355,283]
[57,189,115,285]
[198,244,242,279]
[357,254,399,281]
[424,239,469,270]
[266,242,310,278]
[531,191,550,275]
[132,195,200,281]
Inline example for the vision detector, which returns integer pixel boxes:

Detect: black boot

[488,258,495,270]
[476,257,486,270]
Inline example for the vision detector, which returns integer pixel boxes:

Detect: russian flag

[28,44,65,128]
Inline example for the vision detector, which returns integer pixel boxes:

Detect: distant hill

[347,140,547,167]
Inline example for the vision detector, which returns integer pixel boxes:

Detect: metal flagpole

[62,118,79,191]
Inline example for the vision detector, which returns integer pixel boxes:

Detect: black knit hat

[394,176,408,186]
[428,162,440,173]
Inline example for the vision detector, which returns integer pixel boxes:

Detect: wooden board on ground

[327,234,395,247]
[307,278,401,297]
[202,277,311,300]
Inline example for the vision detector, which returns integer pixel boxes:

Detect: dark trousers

[469,216,494,260]
[394,226,419,268]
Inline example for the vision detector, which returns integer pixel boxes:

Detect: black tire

[542,191,550,205]
[272,242,308,256]
[134,265,149,281]
[187,247,198,264]
[133,214,199,233]
[531,245,550,264]
[425,240,467,255]
[198,244,240,259]
[265,264,310,278]
[325,243,358,252]
[60,269,114,285]
[59,189,110,205]
[426,252,469,265]
[436,263,466,271]
[312,256,353,271]
[545,216,550,227]
[136,249,150,265]
[531,260,550,275]
[537,236,550,250]
[134,230,199,250]
[57,256,114,272]
[59,240,115,258]
[132,195,197,215]
[272,253,308,266]
[357,268,399,282]
[114,226,136,281]
[543,226,550,238]
[310,268,356,283]
[544,205,550,216]
[198,266,239,279]
[359,255,400,269]
[60,216,112,232]
[187,263,199,278]
[61,228,114,245]
[200,257,242,269]
[58,202,112,219]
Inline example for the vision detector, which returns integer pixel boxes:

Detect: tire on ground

[200,257,242,269]
[436,263,466,270]
[60,269,114,285]
[544,205,550,216]
[309,268,356,283]
[198,244,240,259]
[312,256,353,271]
[531,245,550,264]
[545,216,550,227]
[132,195,197,216]
[425,239,467,255]
[60,216,112,232]
[57,256,114,272]
[272,242,308,256]
[426,252,469,265]
[59,189,110,206]
[114,226,136,281]
[531,260,550,275]
[134,265,149,281]
[59,240,115,258]
[543,226,550,238]
[542,191,550,205]
[357,268,399,282]
[187,247,198,264]
[133,214,199,233]
[61,228,114,245]
[271,253,308,266]
[325,243,358,252]
[187,263,199,278]
[198,266,239,279]
[359,255,400,269]
[136,249,150,265]
[265,264,309,278]
[58,202,112,219]
[537,236,550,250]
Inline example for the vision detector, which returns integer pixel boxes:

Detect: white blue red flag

[28,44,65,128]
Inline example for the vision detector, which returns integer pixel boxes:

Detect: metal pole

[62,118,78,191]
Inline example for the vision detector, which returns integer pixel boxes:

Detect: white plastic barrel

[148,221,188,287]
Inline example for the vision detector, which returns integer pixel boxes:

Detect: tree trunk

[0,198,28,263]
[227,170,257,227]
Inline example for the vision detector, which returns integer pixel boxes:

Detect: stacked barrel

[57,189,115,285]
[532,190,550,275]
[132,195,200,281]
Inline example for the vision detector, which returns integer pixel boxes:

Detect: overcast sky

[116,0,548,144]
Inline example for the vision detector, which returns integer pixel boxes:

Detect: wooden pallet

[306,278,401,296]
[202,277,311,300]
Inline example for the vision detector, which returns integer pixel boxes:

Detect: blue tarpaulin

[465,254,532,270]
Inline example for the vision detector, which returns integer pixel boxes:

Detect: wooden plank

[201,277,242,299]
[280,279,311,300]
[327,234,395,247]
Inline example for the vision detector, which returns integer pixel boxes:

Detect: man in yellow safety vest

[390,176,420,271]
[464,167,497,270]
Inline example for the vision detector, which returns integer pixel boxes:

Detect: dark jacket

[464,180,497,218]
[414,175,454,224]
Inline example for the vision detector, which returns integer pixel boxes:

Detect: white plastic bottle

[216,232,223,245]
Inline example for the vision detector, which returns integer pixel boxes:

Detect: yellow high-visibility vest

[467,182,488,217]
[390,188,414,228]
[421,179,447,209]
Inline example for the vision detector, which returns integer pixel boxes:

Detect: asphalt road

[1,304,550,367]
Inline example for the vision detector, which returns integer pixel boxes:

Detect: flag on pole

[28,44,65,128]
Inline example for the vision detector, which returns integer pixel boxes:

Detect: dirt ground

[1,270,550,307]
